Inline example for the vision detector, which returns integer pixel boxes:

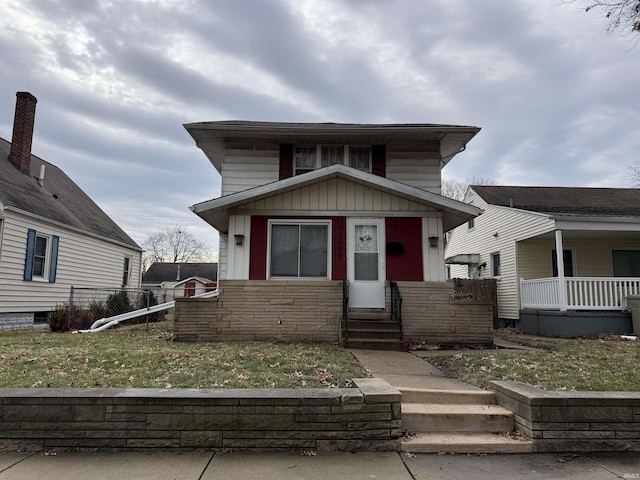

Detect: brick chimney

[9,92,38,175]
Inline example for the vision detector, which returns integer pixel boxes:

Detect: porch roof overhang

[523,214,640,242]
[184,121,481,173]
[444,254,481,265]
[190,164,482,233]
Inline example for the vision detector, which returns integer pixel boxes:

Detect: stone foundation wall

[0,312,33,331]
[398,281,494,344]
[492,380,640,452]
[174,280,343,342]
[0,379,401,452]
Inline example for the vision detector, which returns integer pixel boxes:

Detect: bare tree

[626,159,640,187]
[567,1,640,43]
[142,226,209,271]
[441,176,498,202]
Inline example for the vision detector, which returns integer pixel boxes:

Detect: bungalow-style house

[142,262,217,300]
[175,121,493,348]
[0,92,142,330]
[445,185,640,337]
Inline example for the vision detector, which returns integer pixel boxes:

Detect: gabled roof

[142,262,218,284]
[471,185,640,218]
[191,164,482,232]
[184,121,480,173]
[0,138,140,249]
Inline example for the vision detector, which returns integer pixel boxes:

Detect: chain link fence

[48,287,163,332]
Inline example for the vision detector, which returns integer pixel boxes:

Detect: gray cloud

[1,0,638,251]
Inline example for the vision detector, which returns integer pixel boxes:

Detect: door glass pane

[300,225,328,277]
[355,253,378,281]
[354,224,378,281]
[270,225,299,277]
[355,225,377,252]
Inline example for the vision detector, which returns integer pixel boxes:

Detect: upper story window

[294,145,371,175]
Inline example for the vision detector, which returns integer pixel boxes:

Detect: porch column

[555,229,567,311]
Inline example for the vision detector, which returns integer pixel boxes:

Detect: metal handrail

[342,280,349,341]
[390,281,403,340]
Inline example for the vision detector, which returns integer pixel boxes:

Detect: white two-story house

[175,121,492,348]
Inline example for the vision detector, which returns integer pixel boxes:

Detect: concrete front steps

[399,387,533,454]
[343,310,406,351]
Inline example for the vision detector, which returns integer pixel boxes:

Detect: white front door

[347,218,386,308]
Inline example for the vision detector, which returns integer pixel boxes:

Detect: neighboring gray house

[142,262,217,299]
[445,185,640,336]
[0,92,142,330]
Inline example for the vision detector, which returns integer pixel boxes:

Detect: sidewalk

[1,451,638,479]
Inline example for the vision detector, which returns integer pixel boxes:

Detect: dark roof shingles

[0,138,139,248]
[472,185,640,217]
[142,263,218,284]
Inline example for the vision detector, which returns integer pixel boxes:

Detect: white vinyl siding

[0,210,141,314]
[238,177,437,214]
[445,189,555,320]
[220,140,280,196]
[219,140,443,196]
[386,142,441,193]
[225,216,250,280]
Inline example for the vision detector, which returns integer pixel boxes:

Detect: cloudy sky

[1,0,638,255]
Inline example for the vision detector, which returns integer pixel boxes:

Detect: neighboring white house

[445,185,640,336]
[174,121,493,347]
[0,92,142,330]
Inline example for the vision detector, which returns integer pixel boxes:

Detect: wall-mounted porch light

[428,236,438,248]
[234,234,245,246]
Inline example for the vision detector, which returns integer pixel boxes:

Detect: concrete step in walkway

[348,349,534,454]
[400,388,532,453]
[402,432,533,454]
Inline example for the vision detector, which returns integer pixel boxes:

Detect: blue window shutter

[24,229,36,281]
[49,235,59,283]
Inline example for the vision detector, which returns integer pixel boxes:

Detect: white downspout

[555,229,567,311]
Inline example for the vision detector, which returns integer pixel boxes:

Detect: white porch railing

[520,277,640,311]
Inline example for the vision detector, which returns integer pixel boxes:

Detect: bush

[48,304,69,332]
[88,299,109,321]
[106,290,132,316]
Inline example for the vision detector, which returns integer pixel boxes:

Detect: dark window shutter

[279,144,294,180]
[372,145,386,177]
[24,228,36,281]
[49,235,59,283]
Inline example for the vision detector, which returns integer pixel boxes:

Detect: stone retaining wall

[491,380,640,452]
[174,280,343,342]
[398,281,494,344]
[0,379,401,452]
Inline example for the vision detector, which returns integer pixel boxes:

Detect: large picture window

[269,221,330,278]
[612,250,640,277]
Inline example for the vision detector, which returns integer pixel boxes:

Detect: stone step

[348,310,391,321]
[345,320,398,330]
[399,387,497,405]
[401,403,514,432]
[345,338,407,351]
[344,329,402,340]
[401,432,533,454]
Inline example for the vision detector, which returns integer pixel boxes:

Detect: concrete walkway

[0,451,638,479]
